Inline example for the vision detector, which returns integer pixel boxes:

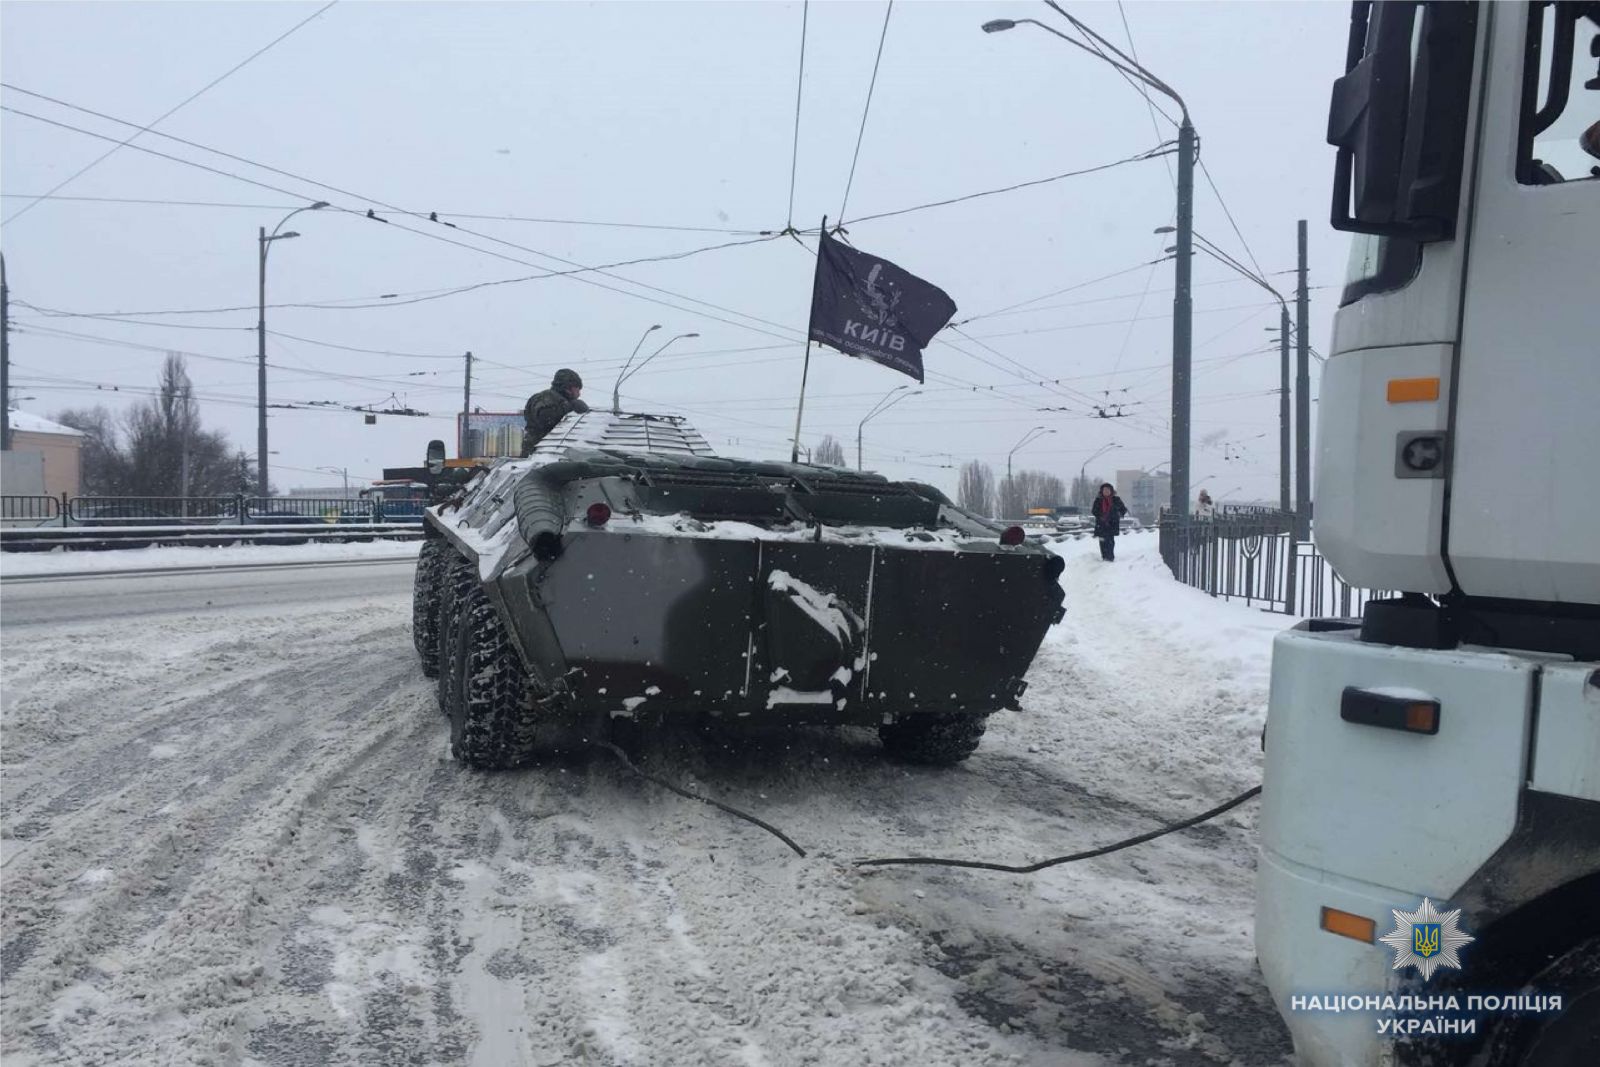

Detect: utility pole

[257,227,269,499]
[1,251,10,452]
[462,350,473,454]
[1170,118,1195,520]
[1295,220,1311,541]
[1280,305,1292,516]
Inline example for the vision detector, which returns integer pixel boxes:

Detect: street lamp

[612,332,698,412]
[258,200,329,496]
[1003,425,1055,518]
[983,10,1194,518]
[1189,231,1293,520]
[317,465,351,496]
[612,324,662,413]
[1079,442,1120,502]
[856,385,919,469]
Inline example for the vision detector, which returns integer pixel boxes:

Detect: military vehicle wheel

[449,584,537,770]
[435,551,476,718]
[879,711,988,765]
[412,538,449,675]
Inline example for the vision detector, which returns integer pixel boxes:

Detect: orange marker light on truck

[1320,906,1376,943]
[1386,377,1440,403]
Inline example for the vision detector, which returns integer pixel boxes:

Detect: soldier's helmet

[552,368,583,391]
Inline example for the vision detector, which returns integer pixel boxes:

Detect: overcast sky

[1,0,1350,500]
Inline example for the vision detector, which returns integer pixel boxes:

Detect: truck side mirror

[426,439,446,474]
[1328,1,1479,241]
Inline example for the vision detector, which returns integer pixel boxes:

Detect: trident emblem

[1413,923,1442,958]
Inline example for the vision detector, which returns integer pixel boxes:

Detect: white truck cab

[1255,3,1599,1065]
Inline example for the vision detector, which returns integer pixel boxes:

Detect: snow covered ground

[1,533,1296,1066]
[0,539,421,578]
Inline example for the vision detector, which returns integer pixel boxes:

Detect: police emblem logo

[1413,922,1442,959]
[1379,898,1475,980]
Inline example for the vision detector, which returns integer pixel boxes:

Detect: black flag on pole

[807,231,957,384]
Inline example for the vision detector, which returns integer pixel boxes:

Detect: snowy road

[1,539,1294,1066]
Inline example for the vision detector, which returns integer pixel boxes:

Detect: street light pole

[613,324,662,414]
[319,466,350,496]
[257,201,328,496]
[856,385,916,469]
[1079,442,1119,503]
[981,13,1192,518]
[1005,425,1055,517]
[614,332,699,411]
[1191,233,1293,520]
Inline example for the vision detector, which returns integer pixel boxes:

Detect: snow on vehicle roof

[533,411,715,459]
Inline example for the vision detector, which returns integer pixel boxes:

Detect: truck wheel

[435,551,476,717]
[450,584,538,770]
[412,538,448,675]
[1481,937,1599,1067]
[878,711,988,765]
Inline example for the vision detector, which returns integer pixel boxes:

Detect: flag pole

[791,215,827,463]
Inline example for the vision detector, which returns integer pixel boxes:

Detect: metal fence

[0,494,418,527]
[1,495,61,523]
[1159,511,1379,617]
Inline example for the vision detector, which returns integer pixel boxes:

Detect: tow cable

[855,785,1262,873]
[596,741,808,857]
[599,735,1260,871]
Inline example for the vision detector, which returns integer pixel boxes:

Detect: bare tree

[1069,473,1103,509]
[814,434,846,467]
[54,405,128,495]
[956,460,994,517]
[54,355,261,498]
[998,469,1067,519]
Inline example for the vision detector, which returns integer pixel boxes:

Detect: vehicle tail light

[585,502,612,527]
[999,526,1025,546]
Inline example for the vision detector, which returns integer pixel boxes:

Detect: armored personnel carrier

[412,411,1065,769]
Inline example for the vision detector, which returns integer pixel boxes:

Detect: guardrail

[0,522,422,553]
[1,493,422,529]
[1159,511,1380,617]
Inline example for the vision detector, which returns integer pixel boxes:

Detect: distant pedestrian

[1196,489,1215,520]
[521,368,590,455]
[1091,482,1128,562]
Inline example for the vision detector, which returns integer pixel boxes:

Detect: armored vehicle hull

[414,414,1065,769]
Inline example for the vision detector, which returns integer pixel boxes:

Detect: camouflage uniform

[522,369,590,455]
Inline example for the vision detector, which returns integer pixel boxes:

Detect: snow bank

[0,538,421,577]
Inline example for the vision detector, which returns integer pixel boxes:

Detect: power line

[0,193,299,210]
[4,90,808,341]
[13,301,250,332]
[1197,159,1267,277]
[1,1,337,225]
[837,145,1173,229]
[0,192,764,234]
[837,0,894,224]
[786,1,810,228]
[266,331,463,360]
[14,321,461,393]
[955,299,1278,342]
[953,258,1167,325]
